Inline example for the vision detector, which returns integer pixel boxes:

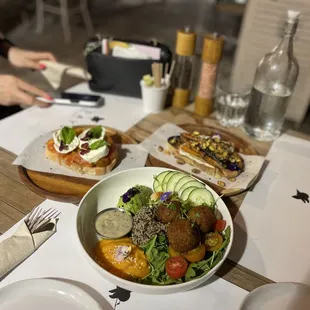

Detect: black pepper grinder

[172,26,196,109]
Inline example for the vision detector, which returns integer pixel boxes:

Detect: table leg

[35,0,44,34]
[80,0,95,35]
[60,0,71,44]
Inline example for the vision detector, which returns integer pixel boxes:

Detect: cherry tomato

[165,256,188,279]
[150,192,163,201]
[205,232,223,252]
[213,219,226,232]
[183,244,206,263]
[168,246,181,257]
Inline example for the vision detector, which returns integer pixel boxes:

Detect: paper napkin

[40,60,92,90]
[0,219,56,278]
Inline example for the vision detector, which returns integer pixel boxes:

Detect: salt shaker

[172,27,196,109]
[195,34,224,116]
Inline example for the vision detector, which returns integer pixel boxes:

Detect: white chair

[35,0,94,43]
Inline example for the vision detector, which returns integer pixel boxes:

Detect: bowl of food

[76,167,233,294]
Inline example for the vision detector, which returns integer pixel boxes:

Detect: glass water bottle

[243,10,300,141]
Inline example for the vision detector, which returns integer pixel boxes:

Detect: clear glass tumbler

[215,83,250,127]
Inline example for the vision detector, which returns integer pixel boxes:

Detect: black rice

[131,205,166,246]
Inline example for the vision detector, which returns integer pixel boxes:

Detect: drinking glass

[215,82,250,127]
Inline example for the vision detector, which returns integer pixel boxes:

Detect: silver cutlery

[24,207,60,233]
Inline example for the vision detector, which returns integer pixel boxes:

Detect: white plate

[239,283,310,310]
[0,278,103,310]
[76,167,234,295]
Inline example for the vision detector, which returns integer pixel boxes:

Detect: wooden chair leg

[80,0,94,35]
[60,0,71,43]
[36,0,44,34]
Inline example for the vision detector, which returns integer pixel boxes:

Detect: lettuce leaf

[140,235,176,285]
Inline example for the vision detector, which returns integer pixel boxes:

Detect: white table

[0,84,249,309]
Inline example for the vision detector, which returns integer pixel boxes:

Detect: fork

[24,207,60,233]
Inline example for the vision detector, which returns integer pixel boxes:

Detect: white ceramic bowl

[76,167,234,295]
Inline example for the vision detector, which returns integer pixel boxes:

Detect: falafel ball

[156,200,181,224]
[167,219,200,252]
[188,206,216,233]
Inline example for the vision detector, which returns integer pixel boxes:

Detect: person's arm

[0,32,56,70]
[0,33,14,59]
[0,75,52,107]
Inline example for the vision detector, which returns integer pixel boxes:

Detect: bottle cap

[201,33,224,64]
[175,27,196,56]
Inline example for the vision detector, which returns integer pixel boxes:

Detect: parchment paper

[13,131,148,181]
[139,123,265,190]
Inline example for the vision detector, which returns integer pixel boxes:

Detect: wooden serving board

[147,124,258,196]
[18,126,137,204]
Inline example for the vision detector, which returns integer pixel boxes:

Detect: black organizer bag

[85,38,172,98]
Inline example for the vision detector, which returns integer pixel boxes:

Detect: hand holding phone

[37,92,104,108]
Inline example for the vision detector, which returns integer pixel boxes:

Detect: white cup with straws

[140,61,175,113]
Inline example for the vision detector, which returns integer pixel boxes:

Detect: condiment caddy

[140,61,175,113]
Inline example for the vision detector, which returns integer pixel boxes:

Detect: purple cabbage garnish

[227,162,240,171]
[80,149,90,155]
[160,192,172,202]
[81,143,89,149]
[59,140,68,151]
[122,187,140,203]
[122,193,131,203]
[81,129,98,141]
[81,132,92,141]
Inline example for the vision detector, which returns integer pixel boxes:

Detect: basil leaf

[89,126,102,138]
[89,140,108,150]
[59,126,76,144]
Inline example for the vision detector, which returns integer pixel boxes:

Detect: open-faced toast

[45,126,118,176]
[167,131,244,179]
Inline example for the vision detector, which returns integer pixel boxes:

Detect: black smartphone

[37,92,104,108]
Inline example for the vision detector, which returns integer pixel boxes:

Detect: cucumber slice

[153,179,161,192]
[166,172,187,192]
[153,171,170,192]
[178,180,205,196]
[174,176,194,193]
[188,188,215,207]
[162,171,178,191]
[180,186,197,201]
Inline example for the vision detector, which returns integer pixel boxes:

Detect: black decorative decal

[292,189,309,203]
[109,286,131,309]
[91,116,104,122]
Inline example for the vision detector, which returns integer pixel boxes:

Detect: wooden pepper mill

[195,34,224,116]
[172,27,196,109]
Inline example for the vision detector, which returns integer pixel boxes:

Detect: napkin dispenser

[85,38,172,98]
